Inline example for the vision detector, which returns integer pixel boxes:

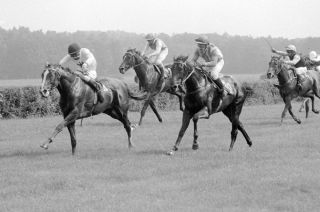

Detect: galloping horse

[267,56,320,124]
[119,49,185,126]
[167,56,252,155]
[40,64,145,154]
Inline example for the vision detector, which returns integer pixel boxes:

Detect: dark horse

[40,64,145,154]
[119,49,185,125]
[267,56,320,124]
[166,56,252,155]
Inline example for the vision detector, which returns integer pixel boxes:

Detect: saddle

[195,66,233,95]
[153,65,172,79]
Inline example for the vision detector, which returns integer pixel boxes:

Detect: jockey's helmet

[285,44,296,53]
[68,43,81,55]
[145,33,156,41]
[195,35,210,45]
[309,51,317,60]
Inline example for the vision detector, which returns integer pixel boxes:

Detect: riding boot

[296,74,302,90]
[87,79,105,103]
[206,87,214,115]
[213,78,226,98]
[156,65,165,91]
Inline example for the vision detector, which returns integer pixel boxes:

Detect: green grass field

[0,103,320,211]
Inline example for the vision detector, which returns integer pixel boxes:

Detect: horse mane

[174,55,193,71]
[127,48,151,65]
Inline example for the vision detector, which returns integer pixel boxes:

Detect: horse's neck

[57,71,77,96]
[133,60,155,85]
[185,71,204,92]
[277,68,291,85]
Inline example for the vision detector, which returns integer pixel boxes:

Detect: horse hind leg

[67,122,77,155]
[105,108,134,149]
[192,118,199,150]
[149,99,163,123]
[223,102,252,150]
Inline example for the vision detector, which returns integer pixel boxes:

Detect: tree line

[0,26,320,79]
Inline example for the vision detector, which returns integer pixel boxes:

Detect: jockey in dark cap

[59,43,104,102]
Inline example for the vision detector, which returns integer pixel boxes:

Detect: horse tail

[128,90,148,100]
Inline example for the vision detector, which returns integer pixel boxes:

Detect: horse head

[40,63,62,97]
[119,48,146,74]
[267,56,288,79]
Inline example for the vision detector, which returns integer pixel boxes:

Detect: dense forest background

[0,26,320,79]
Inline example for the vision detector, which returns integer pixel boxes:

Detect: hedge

[0,81,303,119]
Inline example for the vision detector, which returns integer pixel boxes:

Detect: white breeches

[204,59,225,80]
[295,67,307,75]
[75,69,97,81]
[149,48,168,66]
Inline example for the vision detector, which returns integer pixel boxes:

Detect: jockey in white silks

[141,33,168,90]
[59,43,104,102]
[272,44,307,90]
[309,51,320,71]
[191,35,226,116]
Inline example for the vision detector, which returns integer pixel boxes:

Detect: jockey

[59,43,104,102]
[272,44,307,90]
[141,33,168,90]
[309,51,320,71]
[192,35,225,115]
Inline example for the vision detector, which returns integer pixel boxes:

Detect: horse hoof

[166,150,174,156]
[130,124,138,131]
[313,110,319,114]
[297,120,302,124]
[40,144,48,150]
[192,144,199,150]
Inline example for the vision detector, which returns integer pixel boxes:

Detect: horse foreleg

[40,110,78,150]
[167,110,192,155]
[67,122,76,155]
[309,96,319,114]
[149,99,163,123]
[192,118,199,150]
[138,95,151,126]
[284,98,301,124]
[237,121,252,148]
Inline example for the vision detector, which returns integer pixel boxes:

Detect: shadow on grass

[0,149,66,159]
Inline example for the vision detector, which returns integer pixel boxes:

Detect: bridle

[269,57,287,76]
[173,60,195,86]
[123,51,145,69]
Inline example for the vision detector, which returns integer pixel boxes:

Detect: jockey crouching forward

[59,43,104,103]
[192,35,226,115]
[272,44,307,90]
[141,33,168,90]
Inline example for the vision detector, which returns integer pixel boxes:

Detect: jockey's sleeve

[141,43,149,56]
[82,49,95,69]
[286,54,300,66]
[274,50,288,57]
[205,48,221,67]
[147,40,162,57]
[191,49,200,63]
[59,54,71,66]
[312,56,320,62]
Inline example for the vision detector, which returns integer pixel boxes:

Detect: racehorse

[40,63,145,154]
[267,56,320,124]
[119,48,185,126]
[166,56,252,155]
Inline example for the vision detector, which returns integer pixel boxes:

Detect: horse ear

[45,62,50,68]
[173,56,176,61]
